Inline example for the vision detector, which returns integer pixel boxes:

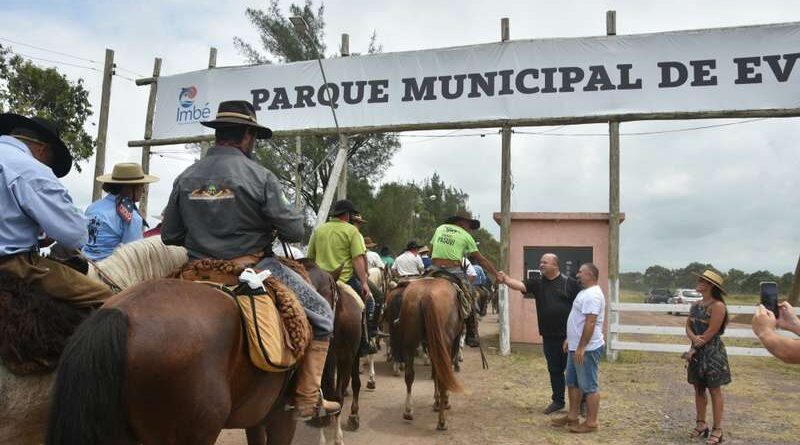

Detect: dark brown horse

[45,262,346,445]
[393,278,463,431]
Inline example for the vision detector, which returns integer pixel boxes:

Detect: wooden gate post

[606,10,621,362]
[498,17,512,356]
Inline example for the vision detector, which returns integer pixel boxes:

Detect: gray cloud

[2,0,798,274]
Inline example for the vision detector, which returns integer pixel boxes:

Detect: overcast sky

[2,0,797,274]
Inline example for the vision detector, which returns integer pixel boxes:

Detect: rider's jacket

[0,135,87,256]
[161,144,303,260]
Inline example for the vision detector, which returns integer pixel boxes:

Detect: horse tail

[46,308,130,445]
[421,292,462,393]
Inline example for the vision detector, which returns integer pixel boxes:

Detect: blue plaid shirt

[0,135,87,255]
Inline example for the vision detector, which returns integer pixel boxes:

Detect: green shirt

[307,219,366,282]
[430,224,479,261]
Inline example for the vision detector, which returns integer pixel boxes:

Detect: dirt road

[217,313,799,445]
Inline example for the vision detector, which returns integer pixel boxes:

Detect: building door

[523,246,593,280]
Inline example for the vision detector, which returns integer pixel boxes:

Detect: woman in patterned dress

[685,270,731,444]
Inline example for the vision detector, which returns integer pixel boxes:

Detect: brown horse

[45,264,342,445]
[247,260,364,445]
[394,277,463,431]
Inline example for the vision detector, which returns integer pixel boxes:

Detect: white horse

[0,237,187,445]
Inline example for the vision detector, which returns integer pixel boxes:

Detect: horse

[393,277,464,431]
[246,259,364,445]
[0,237,186,445]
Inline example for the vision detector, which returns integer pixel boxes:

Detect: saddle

[0,276,90,375]
[177,259,311,372]
[425,268,473,320]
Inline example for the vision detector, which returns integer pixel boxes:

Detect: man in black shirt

[498,253,581,414]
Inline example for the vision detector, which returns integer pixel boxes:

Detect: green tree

[620,272,646,292]
[724,268,747,294]
[235,0,400,213]
[644,265,673,289]
[741,270,780,294]
[0,45,95,170]
[779,272,794,297]
[673,262,716,288]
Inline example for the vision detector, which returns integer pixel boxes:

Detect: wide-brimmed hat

[96,163,159,184]
[418,245,430,254]
[331,199,359,216]
[445,209,480,230]
[0,113,73,178]
[363,236,377,249]
[352,213,368,225]
[405,240,422,251]
[692,269,727,295]
[201,100,272,139]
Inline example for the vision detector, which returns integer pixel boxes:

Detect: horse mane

[0,276,89,375]
[88,237,188,290]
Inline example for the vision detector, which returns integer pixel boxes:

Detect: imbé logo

[179,86,197,107]
[176,86,211,124]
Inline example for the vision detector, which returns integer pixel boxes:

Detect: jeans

[347,276,374,356]
[256,256,334,339]
[542,335,568,404]
[566,346,604,394]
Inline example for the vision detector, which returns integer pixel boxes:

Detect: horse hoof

[366,380,376,390]
[437,422,448,431]
[403,412,414,421]
[348,414,360,430]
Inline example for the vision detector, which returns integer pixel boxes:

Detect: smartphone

[760,281,779,318]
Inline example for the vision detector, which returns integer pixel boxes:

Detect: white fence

[607,303,793,359]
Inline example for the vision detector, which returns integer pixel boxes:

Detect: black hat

[331,199,359,216]
[0,113,73,178]
[405,240,422,250]
[201,100,272,139]
[445,209,480,230]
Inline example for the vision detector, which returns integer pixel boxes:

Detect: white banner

[152,22,800,139]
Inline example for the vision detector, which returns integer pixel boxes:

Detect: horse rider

[160,100,340,421]
[82,163,158,261]
[0,113,112,307]
[430,209,499,348]
[349,216,387,347]
[306,199,375,354]
[392,240,425,278]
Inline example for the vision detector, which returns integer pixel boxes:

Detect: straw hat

[692,269,727,295]
[96,163,159,184]
[363,236,377,249]
[418,245,430,254]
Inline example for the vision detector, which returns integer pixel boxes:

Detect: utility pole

[200,47,217,159]
[294,135,303,210]
[92,48,114,201]
[606,10,621,362]
[336,33,350,200]
[498,17,512,356]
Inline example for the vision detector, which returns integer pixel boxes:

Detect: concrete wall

[493,212,624,344]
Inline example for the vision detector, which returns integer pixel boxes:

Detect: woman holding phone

[685,270,731,444]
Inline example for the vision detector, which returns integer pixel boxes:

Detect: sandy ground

[216,313,800,445]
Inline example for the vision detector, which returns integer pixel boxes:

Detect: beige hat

[692,269,727,295]
[418,245,430,254]
[96,163,159,184]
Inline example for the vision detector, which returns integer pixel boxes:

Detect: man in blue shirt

[83,163,158,261]
[0,113,111,307]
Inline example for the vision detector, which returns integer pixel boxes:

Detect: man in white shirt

[363,236,385,269]
[392,241,425,277]
[552,263,604,434]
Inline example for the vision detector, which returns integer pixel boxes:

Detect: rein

[81,253,123,293]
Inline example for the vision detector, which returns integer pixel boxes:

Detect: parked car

[667,289,702,315]
[644,288,672,304]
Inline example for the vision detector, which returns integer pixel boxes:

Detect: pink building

[493,212,625,344]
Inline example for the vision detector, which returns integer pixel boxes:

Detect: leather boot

[294,339,341,420]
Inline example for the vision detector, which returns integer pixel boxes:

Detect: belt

[432,258,462,268]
